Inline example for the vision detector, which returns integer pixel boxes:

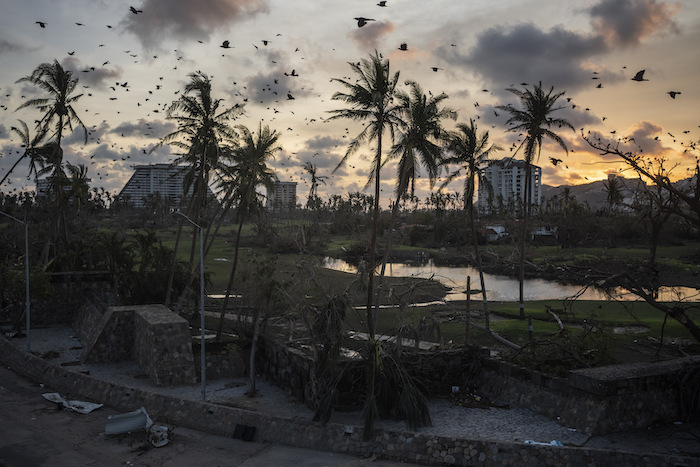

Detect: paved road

[0,366,420,467]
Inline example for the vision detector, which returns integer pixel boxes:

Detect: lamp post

[0,211,30,351]
[175,211,206,401]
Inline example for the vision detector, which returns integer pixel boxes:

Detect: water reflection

[322,257,700,302]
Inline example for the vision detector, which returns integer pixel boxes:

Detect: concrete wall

[1,335,694,467]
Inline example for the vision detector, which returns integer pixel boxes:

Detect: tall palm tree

[15,59,87,256]
[215,122,280,341]
[497,82,573,318]
[157,71,243,307]
[0,120,49,187]
[303,161,328,209]
[327,50,401,336]
[440,119,501,330]
[381,81,455,276]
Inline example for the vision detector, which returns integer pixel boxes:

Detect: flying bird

[220,40,231,48]
[398,42,408,51]
[631,70,648,82]
[36,21,47,28]
[431,67,441,72]
[354,17,374,27]
[667,91,681,99]
[377,1,387,6]
[129,6,142,14]
[550,157,562,166]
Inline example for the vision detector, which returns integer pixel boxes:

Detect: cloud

[349,21,395,51]
[61,57,123,90]
[122,0,269,49]
[0,40,22,57]
[442,23,608,94]
[588,0,682,47]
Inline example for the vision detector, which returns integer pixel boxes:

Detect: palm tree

[216,122,280,341]
[497,82,573,318]
[157,71,243,307]
[327,50,401,336]
[440,119,501,330]
[380,80,455,278]
[0,120,49,187]
[303,161,328,209]
[15,60,87,256]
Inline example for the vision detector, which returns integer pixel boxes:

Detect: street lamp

[174,211,206,401]
[0,210,30,351]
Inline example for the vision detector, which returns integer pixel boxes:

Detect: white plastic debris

[42,392,103,414]
[105,407,169,447]
[524,440,563,447]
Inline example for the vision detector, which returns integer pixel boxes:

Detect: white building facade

[476,158,542,213]
[266,181,297,210]
[117,164,215,208]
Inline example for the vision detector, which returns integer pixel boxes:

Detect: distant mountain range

[542,177,646,210]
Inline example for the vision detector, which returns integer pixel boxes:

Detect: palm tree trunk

[164,215,186,307]
[468,202,490,330]
[518,162,531,319]
[367,134,382,338]
[216,212,245,341]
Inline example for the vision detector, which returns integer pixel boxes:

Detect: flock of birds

[0,2,697,196]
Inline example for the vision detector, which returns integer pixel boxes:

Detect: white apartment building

[117,164,215,208]
[266,180,297,210]
[476,158,542,213]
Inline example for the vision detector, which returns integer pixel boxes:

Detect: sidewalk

[9,325,700,462]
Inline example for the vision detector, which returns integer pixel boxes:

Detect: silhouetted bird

[550,157,562,166]
[667,91,681,99]
[129,6,142,14]
[354,17,374,27]
[220,40,231,48]
[431,67,441,72]
[287,93,295,100]
[631,70,648,81]
[398,43,408,51]
[36,21,47,28]
[377,1,387,6]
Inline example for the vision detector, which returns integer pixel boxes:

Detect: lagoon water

[322,257,700,302]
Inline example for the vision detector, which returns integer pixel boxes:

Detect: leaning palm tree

[440,119,501,330]
[497,82,573,318]
[156,71,243,307]
[215,122,280,341]
[381,81,456,275]
[327,50,402,336]
[0,120,49,187]
[15,59,87,256]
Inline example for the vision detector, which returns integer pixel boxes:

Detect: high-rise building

[266,181,297,210]
[117,164,216,208]
[476,158,542,212]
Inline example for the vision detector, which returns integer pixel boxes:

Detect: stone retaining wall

[255,337,697,437]
[1,335,693,467]
[476,355,700,436]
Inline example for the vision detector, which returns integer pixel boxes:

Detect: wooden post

[465,277,471,346]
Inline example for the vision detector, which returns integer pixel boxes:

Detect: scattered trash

[42,392,103,414]
[105,407,169,447]
[524,440,563,447]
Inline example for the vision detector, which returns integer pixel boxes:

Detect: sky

[0,0,698,207]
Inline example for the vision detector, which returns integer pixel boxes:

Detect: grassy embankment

[154,222,700,360]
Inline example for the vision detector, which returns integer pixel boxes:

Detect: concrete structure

[477,158,542,213]
[267,180,297,210]
[117,164,216,209]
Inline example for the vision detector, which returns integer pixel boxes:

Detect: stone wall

[255,337,697,437]
[74,304,197,387]
[133,305,197,387]
[475,354,700,436]
[1,335,694,467]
